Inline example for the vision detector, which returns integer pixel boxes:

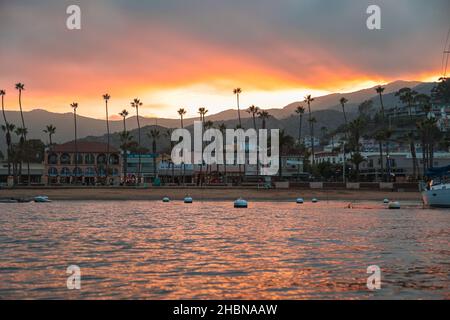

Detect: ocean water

[0,200,448,299]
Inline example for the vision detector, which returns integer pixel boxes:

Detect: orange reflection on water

[0,201,448,299]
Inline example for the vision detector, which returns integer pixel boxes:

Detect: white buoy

[296,198,304,204]
[184,196,193,203]
[383,198,389,204]
[162,197,170,203]
[234,198,248,208]
[312,198,318,203]
[388,201,401,209]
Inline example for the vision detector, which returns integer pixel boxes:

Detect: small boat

[34,196,51,203]
[296,198,304,204]
[0,198,18,203]
[312,198,318,203]
[421,166,450,208]
[234,198,248,208]
[184,196,193,204]
[162,197,170,203]
[388,201,401,209]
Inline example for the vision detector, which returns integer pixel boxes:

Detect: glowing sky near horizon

[0,0,449,119]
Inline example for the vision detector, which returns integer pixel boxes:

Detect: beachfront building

[315,149,450,181]
[44,141,122,185]
[123,153,160,184]
[0,162,45,186]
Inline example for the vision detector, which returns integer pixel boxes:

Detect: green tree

[131,98,143,183]
[70,102,79,183]
[119,109,129,132]
[295,106,305,143]
[349,152,366,181]
[395,87,418,119]
[304,95,315,163]
[148,129,160,178]
[247,105,260,130]
[43,124,56,146]
[258,110,270,130]
[375,85,386,119]
[233,88,242,127]
[340,97,349,125]
[15,83,30,185]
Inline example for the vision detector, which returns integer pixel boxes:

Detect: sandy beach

[0,187,422,202]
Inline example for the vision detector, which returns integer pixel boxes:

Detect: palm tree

[0,89,11,177]
[347,118,365,152]
[278,130,295,178]
[320,126,328,145]
[247,105,260,130]
[405,131,418,180]
[119,109,129,132]
[339,97,349,125]
[198,107,208,124]
[177,108,187,128]
[218,123,227,183]
[384,128,393,181]
[395,88,417,119]
[350,152,365,181]
[71,102,78,184]
[308,116,317,165]
[177,108,187,184]
[119,131,133,181]
[103,94,111,183]
[164,128,175,183]
[375,85,386,119]
[43,125,56,146]
[15,83,30,184]
[258,110,269,130]
[304,95,315,164]
[148,129,160,178]
[374,130,385,181]
[233,88,242,127]
[14,127,28,181]
[295,106,305,143]
[131,98,143,183]
[197,107,208,185]
[15,83,26,137]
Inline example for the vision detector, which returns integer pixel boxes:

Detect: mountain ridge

[0,80,437,153]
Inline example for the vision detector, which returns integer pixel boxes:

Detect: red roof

[50,141,119,153]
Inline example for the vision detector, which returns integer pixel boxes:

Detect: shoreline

[0,187,423,202]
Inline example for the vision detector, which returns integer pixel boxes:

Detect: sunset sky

[0,0,449,119]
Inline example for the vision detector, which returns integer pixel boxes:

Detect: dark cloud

[1,0,448,89]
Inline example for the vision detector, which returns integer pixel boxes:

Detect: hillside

[0,80,436,153]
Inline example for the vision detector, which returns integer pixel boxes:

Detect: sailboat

[421,165,450,208]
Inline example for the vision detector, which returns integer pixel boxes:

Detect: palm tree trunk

[298,115,302,142]
[379,93,385,119]
[237,94,242,127]
[410,142,417,180]
[18,89,30,185]
[385,141,390,182]
[74,110,78,184]
[342,104,348,124]
[1,95,11,177]
[136,107,141,184]
[105,100,110,185]
[379,141,384,182]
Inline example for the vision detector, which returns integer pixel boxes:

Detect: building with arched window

[44,141,122,185]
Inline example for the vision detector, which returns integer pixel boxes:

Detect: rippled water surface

[0,200,449,299]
